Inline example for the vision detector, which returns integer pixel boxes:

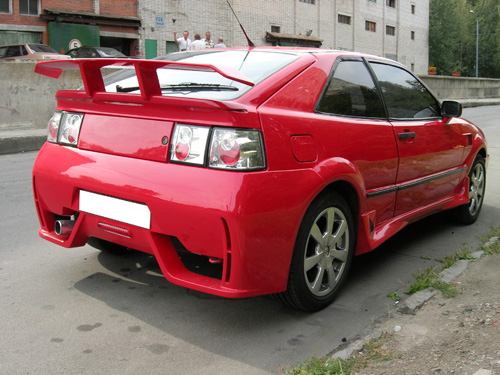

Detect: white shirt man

[191,33,206,50]
[174,31,191,51]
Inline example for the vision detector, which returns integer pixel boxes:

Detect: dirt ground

[353,251,500,375]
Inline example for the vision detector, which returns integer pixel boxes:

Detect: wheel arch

[310,180,361,250]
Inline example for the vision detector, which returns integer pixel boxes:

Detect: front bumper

[33,143,323,298]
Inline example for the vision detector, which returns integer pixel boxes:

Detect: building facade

[0,0,140,56]
[1,0,428,74]
[140,0,428,73]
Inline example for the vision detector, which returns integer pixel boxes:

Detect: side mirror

[441,100,462,118]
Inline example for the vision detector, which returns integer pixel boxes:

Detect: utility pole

[470,10,479,78]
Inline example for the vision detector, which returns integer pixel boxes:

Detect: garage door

[0,31,41,45]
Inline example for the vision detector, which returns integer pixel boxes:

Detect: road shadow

[73,203,500,372]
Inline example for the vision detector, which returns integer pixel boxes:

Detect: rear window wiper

[116,82,239,93]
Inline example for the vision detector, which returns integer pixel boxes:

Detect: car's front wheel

[455,154,486,224]
[274,192,355,311]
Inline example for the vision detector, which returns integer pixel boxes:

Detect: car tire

[455,154,486,225]
[273,192,355,311]
[87,237,130,255]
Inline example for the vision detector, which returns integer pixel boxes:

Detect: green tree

[474,0,500,77]
[429,0,500,78]
[429,0,461,75]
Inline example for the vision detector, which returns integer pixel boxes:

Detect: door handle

[398,132,416,140]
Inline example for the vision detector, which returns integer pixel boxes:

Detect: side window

[317,60,385,118]
[79,49,93,58]
[370,62,440,119]
[6,46,21,57]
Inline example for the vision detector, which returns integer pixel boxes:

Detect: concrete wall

[0,60,83,130]
[1,60,499,130]
[420,75,500,100]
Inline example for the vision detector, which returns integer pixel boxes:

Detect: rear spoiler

[35,58,255,100]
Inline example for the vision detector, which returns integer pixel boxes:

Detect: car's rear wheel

[455,154,486,224]
[274,192,355,311]
[87,237,130,255]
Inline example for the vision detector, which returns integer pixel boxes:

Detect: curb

[331,239,499,361]
[0,133,46,155]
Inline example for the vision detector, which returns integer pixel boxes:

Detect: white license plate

[79,190,151,229]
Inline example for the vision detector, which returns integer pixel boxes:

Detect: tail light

[170,125,210,165]
[170,124,265,171]
[47,111,84,146]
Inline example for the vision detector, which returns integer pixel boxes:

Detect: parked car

[65,46,127,58]
[0,43,70,60]
[33,48,488,311]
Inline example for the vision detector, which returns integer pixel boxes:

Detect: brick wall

[100,0,138,17]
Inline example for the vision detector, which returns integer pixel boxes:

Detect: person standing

[202,31,215,48]
[214,38,226,48]
[174,31,191,51]
[190,33,206,50]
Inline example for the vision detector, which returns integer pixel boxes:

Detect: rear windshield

[29,44,57,53]
[97,47,126,58]
[103,50,299,100]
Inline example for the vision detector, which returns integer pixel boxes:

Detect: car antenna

[226,0,255,48]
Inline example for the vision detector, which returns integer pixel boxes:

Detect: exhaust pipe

[55,220,75,236]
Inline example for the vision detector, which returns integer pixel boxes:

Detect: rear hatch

[35,50,311,164]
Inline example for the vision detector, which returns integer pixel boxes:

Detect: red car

[33,48,487,311]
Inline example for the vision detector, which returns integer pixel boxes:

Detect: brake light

[218,132,241,166]
[169,124,265,171]
[46,111,84,146]
[209,129,264,170]
[170,125,210,165]
[47,111,62,143]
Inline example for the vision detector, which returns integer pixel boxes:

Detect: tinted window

[29,44,57,53]
[6,46,21,57]
[370,62,440,119]
[317,60,385,118]
[97,47,126,58]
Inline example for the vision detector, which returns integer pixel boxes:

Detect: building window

[271,25,281,33]
[411,4,416,14]
[411,31,415,40]
[19,0,39,15]
[386,0,396,7]
[299,0,315,4]
[338,14,351,25]
[386,25,395,36]
[1,0,11,13]
[369,0,376,2]
[365,21,376,32]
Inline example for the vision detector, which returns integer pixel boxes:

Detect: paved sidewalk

[1,98,500,155]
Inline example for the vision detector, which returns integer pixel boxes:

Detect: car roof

[160,46,407,69]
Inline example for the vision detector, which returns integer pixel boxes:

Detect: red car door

[370,62,466,216]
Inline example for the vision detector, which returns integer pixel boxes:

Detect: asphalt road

[1,106,499,375]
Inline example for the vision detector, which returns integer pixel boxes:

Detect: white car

[0,43,70,60]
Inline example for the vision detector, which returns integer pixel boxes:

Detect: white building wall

[138,0,429,74]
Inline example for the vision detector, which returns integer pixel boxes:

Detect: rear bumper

[33,143,323,298]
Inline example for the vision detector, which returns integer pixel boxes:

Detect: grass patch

[436,245,475,268]
[284,336,392,375]
[286,228,500,375]
[387,291,400,303]
[479,227,500,255]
